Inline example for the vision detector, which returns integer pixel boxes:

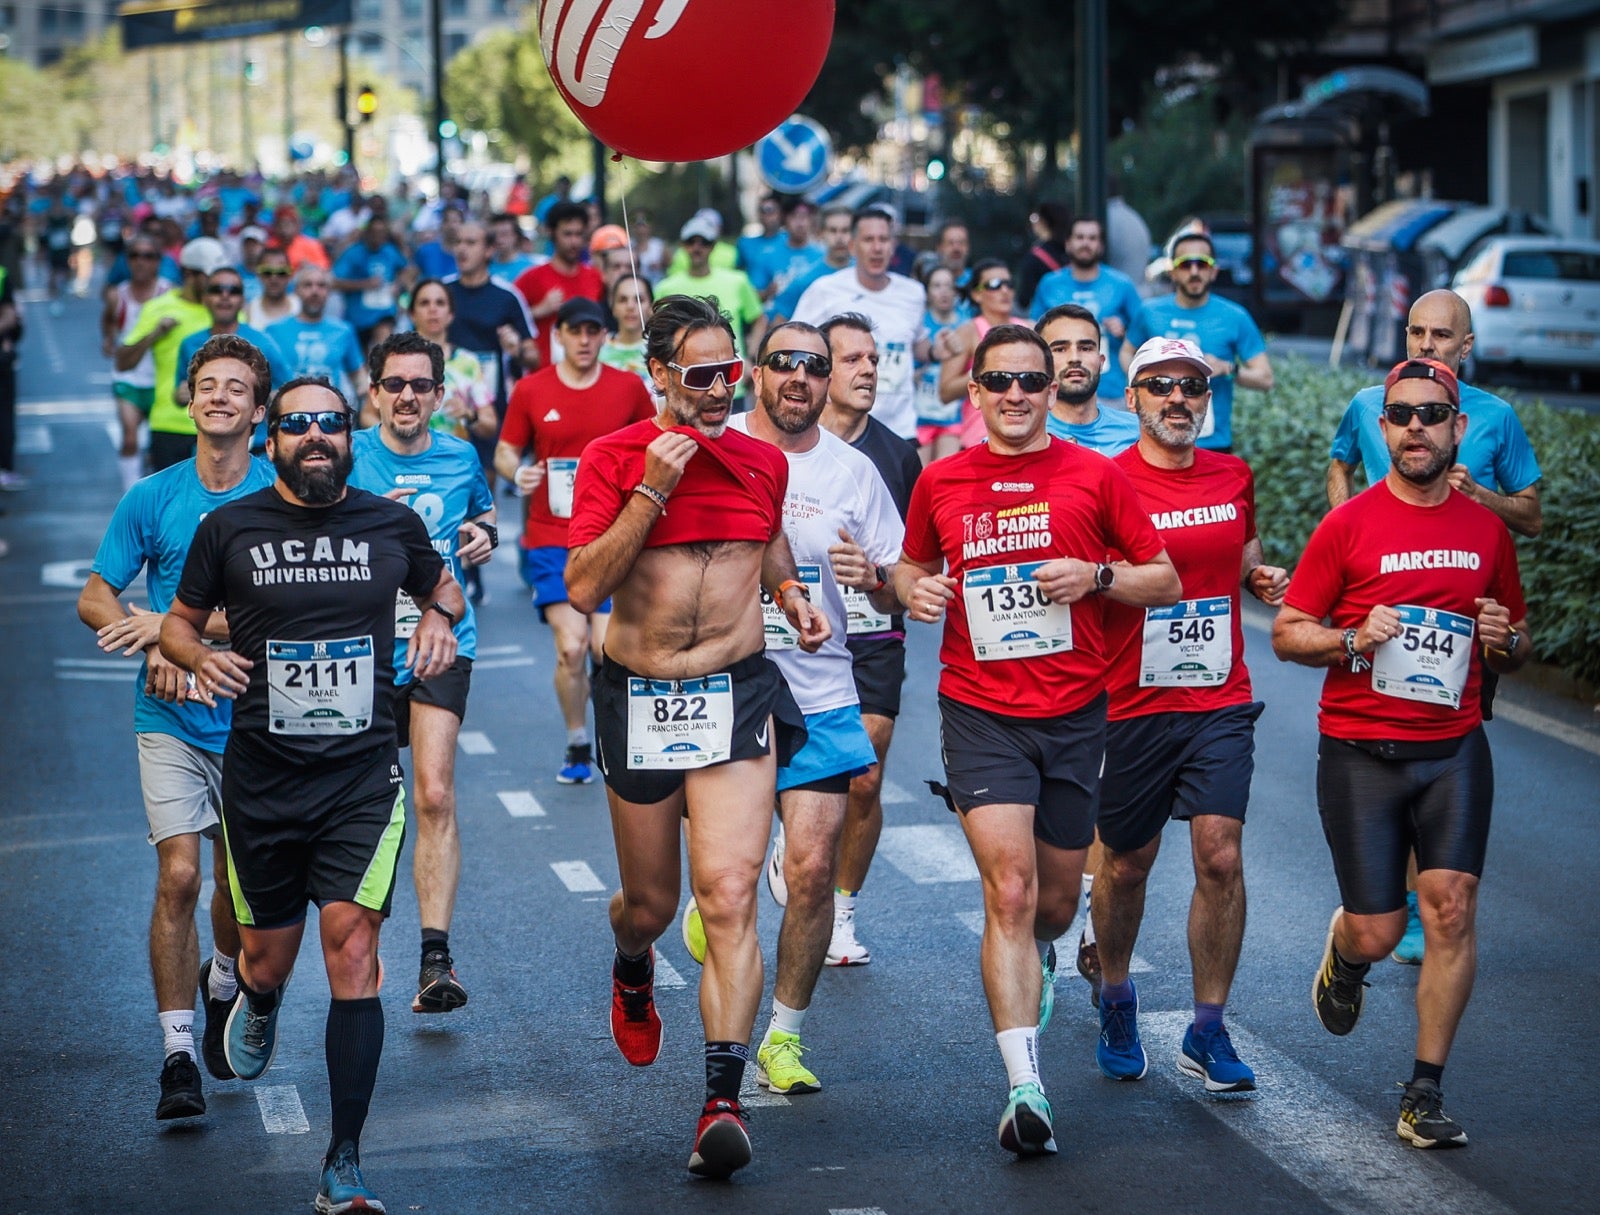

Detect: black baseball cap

[557,297,607,329]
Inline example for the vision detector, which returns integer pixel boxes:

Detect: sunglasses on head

[1175,255,1216,271]
[1133,375,1209,398]
[975,369,1052,394]
[1382,401,1457,427]
[272,410,351,436]
[979,275,1014,292]
[761,350,832,377]
[668,358,743,391]
[378,376,439,396]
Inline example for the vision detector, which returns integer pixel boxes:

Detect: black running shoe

[413,949,469,1013]
[198,960,236,1080]
[1312,907,1369,1037]
[156,1052,206,1120]
[1077,931,1103,1009]
[1397,1077,1468,1148]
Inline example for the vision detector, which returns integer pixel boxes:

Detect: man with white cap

[655,214,766,402]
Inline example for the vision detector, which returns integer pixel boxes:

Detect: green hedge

[1233,355,1600,692]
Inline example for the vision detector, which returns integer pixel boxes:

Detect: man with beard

[1273,357,1530,1149]
[1030,216,1143,401]
[162,376,464,1213]
[1037,304,1141,455]
[564,294,829,1180]
[1090,337,1288,1092]
[1125,232,1273,453]
[351,333,497,1014]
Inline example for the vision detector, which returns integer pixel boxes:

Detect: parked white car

[1453,236,1600,378]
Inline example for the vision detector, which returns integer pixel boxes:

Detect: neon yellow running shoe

[756,1031,820,1094]
[681,897,707,966]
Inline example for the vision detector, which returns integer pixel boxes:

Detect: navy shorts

[1098,701,1264,853]
[520,545,610,619]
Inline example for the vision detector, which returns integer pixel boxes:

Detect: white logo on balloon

[540,0,693,107]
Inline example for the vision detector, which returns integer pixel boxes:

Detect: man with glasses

[896,323,1179,1157]
[174,266,294,450]
[1124,232,1273,453]
[267,266,368,406]
[564,294,828,1180]
[1036,304,1141,455]
[656,216,766,402]
[494,297,654,784]
[242,246,299,330]
[1030,216,1143,402]
[1089,336,1288,1093]
[162,376,464,1214]
[1273,357,1531,1150]
[102,235,175,488]
[351,333,497,1015]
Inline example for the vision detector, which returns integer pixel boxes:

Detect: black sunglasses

[206,284,244,297]
[761,350,832,377]
[128,251,160,260]
[272,410,352,435]
[1133,375,1209,398]
[1382,401,1457,427]
[257,267,291,277]
[975,370,1052,394]
[978,275,1013,291]
[378,376,439,396]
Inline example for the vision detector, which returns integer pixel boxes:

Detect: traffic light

[356,85,378,123]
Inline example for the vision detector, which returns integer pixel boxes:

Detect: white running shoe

[766,825,788,908]
[825,903,871,966]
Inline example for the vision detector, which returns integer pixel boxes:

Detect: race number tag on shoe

[394,591,422,640]
[761,564,823,650]
[1372,605,1474,709]
[547,457,579,519]
[843,584,892,636]
[267,636,374,735]
[1140,597,1232,686]
[963,562,1072,661]
[626,675,734,769]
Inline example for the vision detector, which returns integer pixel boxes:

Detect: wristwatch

[428,602,458,627]
[475,521,499,550]
[1493,629,1522,658]
[1092,563,1115,594]
[870,564,888,592]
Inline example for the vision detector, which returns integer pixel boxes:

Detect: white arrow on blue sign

[756,115,833,195]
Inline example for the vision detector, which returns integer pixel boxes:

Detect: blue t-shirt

[490,254,538,283]
[413,241,457,280]
[1331,383,1542,494]
[1044,403,1142,455]
[1030,265,1144,399]
[1126,294,1266,450]
[737,231,786,279]
[773,257,852,322]
[174,323,296,449]
[266,315,365,385]
[751,239,825,295]
[349,429,494,680]
[91,457,277,751]
[333,242,409,332]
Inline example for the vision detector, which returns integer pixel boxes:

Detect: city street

[3,290,1597,1214]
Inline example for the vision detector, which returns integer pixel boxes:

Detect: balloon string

[617,160,640,289]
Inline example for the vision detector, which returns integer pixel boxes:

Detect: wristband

[1342,627,1357,661]
[632,483,669,513]
[428,602,458,627]
[778,578,810,601]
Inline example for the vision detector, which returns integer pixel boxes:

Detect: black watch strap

[428,601,458,627]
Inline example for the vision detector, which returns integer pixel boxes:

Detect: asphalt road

[3,290,1598,1214]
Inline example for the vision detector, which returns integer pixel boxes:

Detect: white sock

[567,726,589,747]
[763,998,806,1045]
[209,952,238,1002]
[117,454,142,491]
[834,890,857,915]
[1081,873,1097,947]
[160,1009,196,1062]
[996,1026,1042,1091]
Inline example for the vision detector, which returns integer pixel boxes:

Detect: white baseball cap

[1126,336,1211,382]
[179,237,229,274]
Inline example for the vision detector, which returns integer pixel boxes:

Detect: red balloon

[539,0,835,162]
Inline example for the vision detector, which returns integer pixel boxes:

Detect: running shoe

[315,1140,385,1212]
[197,959,236,1080]
[1097,983,1148,1081]
[687,1098,752,1179]
[224,987,281,1080]
[825,902,870,966]
[681,897,707,966]
[766,825,788,907]
[1392,890,1424,965]
[1312,906,1369,1037]
[156,1051,206,1120]
[1396,1077,1468,1148]
[557,744,594,785]
[412,949,469,1013]
[997,1082,1057,1156]
[755,1030,820,1094]
[610,957,662,1066]
[1077,930,1102,1008]
[1177,1022,1256,1093]
[1038,943,1057,1036]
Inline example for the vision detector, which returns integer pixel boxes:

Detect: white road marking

[56,657,139,669]
[1494,702,1600,758]
[472,657,538,671]
[496,790,546,818]
[877,824,979,883]
[19,398,112,417]
[475,644,525,657]
[739,1072,789,1108]
[56,671,136,682]
[0,832,144,855]
[16,424,52,454]
[879,779,915,805]
[1142,1011,1516,1215]
[255,1084,310,1134]
[954,912,1152,973]
[458,731,496,754]
[550,860,605,892]
[830,1209,889,1215]
[653,955,687,989]
[41,559,97,589]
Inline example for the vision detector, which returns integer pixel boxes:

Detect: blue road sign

[757,115,833,195]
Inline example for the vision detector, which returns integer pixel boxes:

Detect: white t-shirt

[729,418,906,714]
[791,268,927,440]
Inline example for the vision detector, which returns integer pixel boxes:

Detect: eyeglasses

[205,284,244,297]
[378,376,439,396]
[667,358,743,390]
[1133,375,1209,398]
[258,267,291,277]
[978,276,1014,292]
[271,410,352,435]
[128,251,159,261]
[1175,256,1216,271]
[1382,401,1457,427]
[974,369,1052,394]
[760,350,832,377]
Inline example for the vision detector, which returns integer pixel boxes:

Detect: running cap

[179,237,229,274]
[1127,336,1211,382]
[1384,357,1459,406]
[589,223,629,254]
[680,211,721,244]
[238,225,269,244]
[557,297,608,329]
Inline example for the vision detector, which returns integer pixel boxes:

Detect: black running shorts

[847,635,907,720]
[394,656,473,746]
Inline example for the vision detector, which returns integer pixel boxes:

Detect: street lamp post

[431,0,446,183]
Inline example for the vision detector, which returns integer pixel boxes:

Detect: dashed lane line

[879,779,915,805]
[458,731,496,755]
[255,1084,310,1134]
[550,860,605,892]
[877,824,979,883]
[473,657,537,671]
[653,955,687,990]
[497,791,546,818]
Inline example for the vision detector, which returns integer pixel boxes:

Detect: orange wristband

[777,579,809,601]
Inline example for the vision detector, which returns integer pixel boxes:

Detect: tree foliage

[444,23,588,174]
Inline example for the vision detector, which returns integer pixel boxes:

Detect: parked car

[1453,236,1600,379]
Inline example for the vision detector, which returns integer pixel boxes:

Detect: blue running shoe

[224,986,281,1081]
[1097,984,1148,1081]
[1038,943,1057,1036]
[997,1082,1057,1156]
[1178,1022,1256,1093]
[315,1140,384,1213]
[1392,891,1424,964]
[557,744,594,785]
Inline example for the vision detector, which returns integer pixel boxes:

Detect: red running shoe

[609,956,662,1066]
[687,1098,751,1179]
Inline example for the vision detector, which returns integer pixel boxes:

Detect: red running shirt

[1284,481,1526,741]
[500,365,655,549]
[567,419,788,551]
[901,439,1165,718]
[1104,446,1257,719]
[513,262,604,369]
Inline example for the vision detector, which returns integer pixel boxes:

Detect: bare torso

[603,539,767,678]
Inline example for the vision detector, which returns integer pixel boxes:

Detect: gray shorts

[137,732,223,845]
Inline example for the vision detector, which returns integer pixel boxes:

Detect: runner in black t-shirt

[162,376,464,1215]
